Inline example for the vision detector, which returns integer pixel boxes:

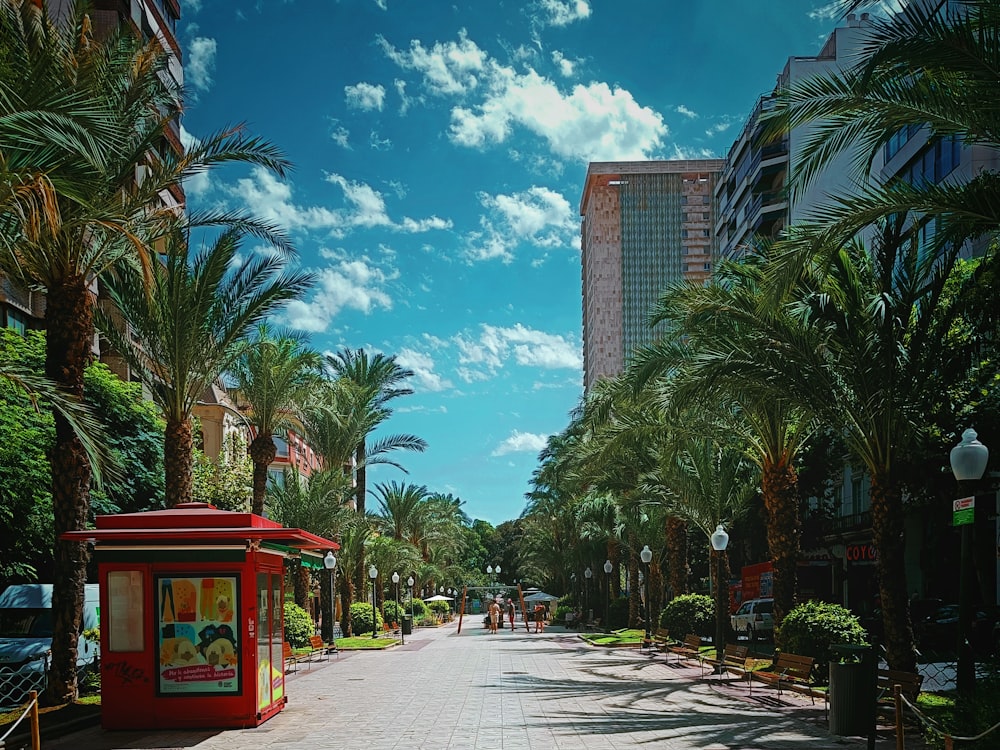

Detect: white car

[731,598,774,642]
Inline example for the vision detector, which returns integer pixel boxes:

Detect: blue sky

[179,0,854,525]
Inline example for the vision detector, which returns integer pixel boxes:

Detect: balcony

[821,510,872,536]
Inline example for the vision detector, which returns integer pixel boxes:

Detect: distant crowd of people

[485,598,548,634]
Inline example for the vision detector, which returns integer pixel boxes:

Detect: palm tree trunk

[666,516,689,599]
[249,434,276,516]
[164,418,194,506]
[627,545,640,628]
[293,561,308,609]
[340,580,353,637]
[650,561,664,627]
[44,275,93,705]
[871,472,917,672]
[762,457,800,627]
[355,441,366,514]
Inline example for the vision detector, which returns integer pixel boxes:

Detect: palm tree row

[520,2,1000,673]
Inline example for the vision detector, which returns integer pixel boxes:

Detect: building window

[4,307,28,335]
[273,435,289,458]
[108,571,144,652]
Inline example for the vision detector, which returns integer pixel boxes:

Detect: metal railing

[0,655,48,711]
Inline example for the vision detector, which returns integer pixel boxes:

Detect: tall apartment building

[580,160,724,391]
[1,0,184,352]
[714,13,874,261]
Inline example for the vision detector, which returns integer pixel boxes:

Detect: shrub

[410,598,429,618]
[779,600,868,676]
[554,605,572,624]
[350,601,384,635]
[427,600,450,615]
[283,602,314,647]
[659,593,714,637]
[417,614,439,626]
[383,600,405,624]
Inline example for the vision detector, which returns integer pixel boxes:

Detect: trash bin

[828,644,876,737]
[401,615,412,635]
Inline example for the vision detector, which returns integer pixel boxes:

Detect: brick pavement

[43,620,876,750]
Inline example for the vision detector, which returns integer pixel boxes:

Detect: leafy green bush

[427,600,450,615]
[409,597,429,618]
[659,593,714,637]
[779,600,867,676]
[554,605,572,624]
[607,597,629,630]
[283,602,314,647]
[417,614,439,626]
[350,601,384,635]
[383,600,405,624]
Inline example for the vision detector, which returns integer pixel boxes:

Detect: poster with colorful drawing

[157,575,240,695]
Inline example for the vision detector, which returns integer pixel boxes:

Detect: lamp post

[584,567,592,621]
[604,559,613,633]
[711,524,730,667]
[950,428,989,695]
[392,571,401,644]
[407,576,414,633]
[640,545,653,650]
[323,551,337,642]
[368,564,379,639]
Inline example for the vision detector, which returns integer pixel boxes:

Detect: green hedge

[427,600,450,615]
[283,602,313,647]
[779,600,868,677]
[410,598,429,618]
[350,601,384,635]
[659,593,714,637]
[383,600,406,624]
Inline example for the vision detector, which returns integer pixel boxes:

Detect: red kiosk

[63,502,337,730]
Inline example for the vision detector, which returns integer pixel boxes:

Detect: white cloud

[330,124,351,148]
[492,430,549,456]
[671,144,717,160]
[705,118,734,137]
[373,0,387,8]
[465,185,577,262]
[538,0,591,26]
[377,29,487,96]
[676,105,698,119]
[394,79,414,114]
[185,0,202,12]
[448,67,666,162]
[345,82,386,111]
[283,251,396,332]
[396,347,452,392]
[452,323,581,381]
[187,37,217,92]
[551,50,576,77]
[180,126,212,197]
[370,131,393,150]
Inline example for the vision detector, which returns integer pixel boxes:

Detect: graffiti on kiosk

[105,659,149,686]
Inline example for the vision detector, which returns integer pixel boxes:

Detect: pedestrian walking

[532,602,546,633]
[488,599,500,634]
[506,598,516,631]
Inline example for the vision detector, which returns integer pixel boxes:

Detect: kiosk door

[256,572,285,714]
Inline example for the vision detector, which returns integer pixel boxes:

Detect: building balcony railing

[820,509,872,536]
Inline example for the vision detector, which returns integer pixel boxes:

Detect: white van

[0,583,100,703]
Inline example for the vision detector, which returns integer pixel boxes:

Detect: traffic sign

[953,496,975,526]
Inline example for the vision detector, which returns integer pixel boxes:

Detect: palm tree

[228,324,324,516]
[97,229,313,507]
[374,481,431,541]
[0,0,293,703]
[324,349,422,515]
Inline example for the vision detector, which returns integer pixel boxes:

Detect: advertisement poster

[157,575,240,695]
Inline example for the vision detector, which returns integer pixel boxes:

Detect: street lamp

[584,567,592,621]
[950,427,989,695]
[711,524,731,667]
[368,564,379,639]
[604,559,613,633]
[323,551,337,642]
[407,576,415,632]
[640,545,653,650]
[392,571,402,644]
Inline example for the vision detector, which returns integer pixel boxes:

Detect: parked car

[730,597,773,641]
[917,604,997,655]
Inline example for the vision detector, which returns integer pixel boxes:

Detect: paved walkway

[46,621,879,750]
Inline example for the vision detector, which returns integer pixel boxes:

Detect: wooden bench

[652,628,671,650]
[283,641,302,673]
[876,668,922,713]
[702,643,750,681]
[751,652,817,702]
[666,633,704,667]
[308,634,338,660]
[583,618,602,632]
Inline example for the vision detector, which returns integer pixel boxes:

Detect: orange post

[457,586,467,634]
[894,684,904,750]
[517,584,530,632]
[29,689,40,750]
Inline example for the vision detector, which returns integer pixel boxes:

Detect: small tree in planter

[779,600,868,679]
[284,602,314,648]
[383,600,405,626]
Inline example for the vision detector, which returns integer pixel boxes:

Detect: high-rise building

[580,160,724,391]
[1,0,184,353]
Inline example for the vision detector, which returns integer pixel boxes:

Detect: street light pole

[604,559,613,633]
[323,551,337,643]
[584,567,592,621]
[369,564,379,639]
[640,545,653,650]
[711,524,731,668]
[950,428,989,696]
[407,576,414,635]
[392,571,401,644]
